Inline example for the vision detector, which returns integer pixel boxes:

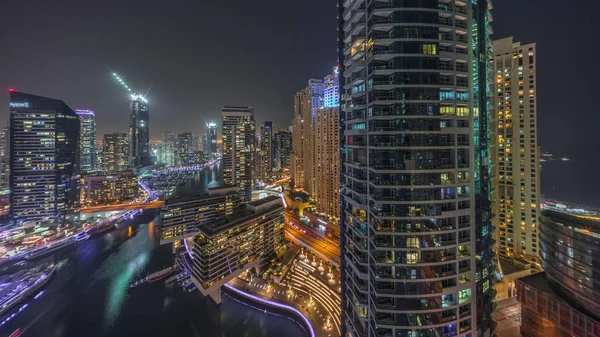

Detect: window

[407,237,420,248]
[423,44,437,55]
[407,252,419,264]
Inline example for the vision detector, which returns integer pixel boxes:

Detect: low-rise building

[80,171,138,206]
[159,186,242,244]
[191,195,285,304]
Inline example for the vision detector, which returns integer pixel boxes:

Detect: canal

[0,164,306,337]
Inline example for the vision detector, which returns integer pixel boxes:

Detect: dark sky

[1,0,599,159]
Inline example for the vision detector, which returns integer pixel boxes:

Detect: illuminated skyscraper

[9,91,80,225]
[75,109,97,173]
[103,133,129,172]
[177,132,195,165]
[313,106,340,219]
[221,106,255,202]
[339,1,496,336]
[129,94,150,167]
[491,37,540,262]
[204,122,218,156]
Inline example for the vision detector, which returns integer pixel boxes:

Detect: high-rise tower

[221,106,255,202]
[129,94,150,167]
[338,1,495,336]
[103,133,129,172]
[75,109,97,173]
[204,122,218,157]
[491,37,540,263]
[261,121,274,179]
[9,91,80,225]
[111,73,150,168]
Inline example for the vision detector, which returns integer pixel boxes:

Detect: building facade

[191,195,285,304]
[221,106,255,201]
[338,1,496,336]
[261,121,274,179]
[129,94,150,167]
[314,107,340,219]
[75,109,97,173]
[516,210,600,337]
[80,171,138,206]
[0,127,9,189]
[103,133,129,173]
[491,37,540,262]
[9,91,80,225]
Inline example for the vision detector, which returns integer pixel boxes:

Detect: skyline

[0,0,596,160]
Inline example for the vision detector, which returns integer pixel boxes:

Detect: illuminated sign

[10,102,29,108]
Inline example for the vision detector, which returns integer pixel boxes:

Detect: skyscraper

[291,68,340,217]
[274,130,292,172]
[491,37,540,262]
[304,79,324,196]
[221,106,255,202]
[314,106,340,219]
[103,133,129,172]
[291,89,307,189]
[156,131,176,167]
[9,91,80,225]
[261,121,274,178]
[75,109,97,173]
[176,132,195,165]
[339,1,495,336]
[204,122,218,157]
[129,94,150,167]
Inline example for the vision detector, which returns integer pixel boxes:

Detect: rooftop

[541,209,600,233]
[198,197,282,237]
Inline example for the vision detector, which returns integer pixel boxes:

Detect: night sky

[1,0,598,160]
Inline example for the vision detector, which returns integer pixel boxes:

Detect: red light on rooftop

[8,88,15,92]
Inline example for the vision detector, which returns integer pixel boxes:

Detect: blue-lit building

[75,109,97,173]
[324,66,340,108]
[9,91,80,225]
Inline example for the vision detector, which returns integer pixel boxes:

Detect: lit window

[423,44,437,55]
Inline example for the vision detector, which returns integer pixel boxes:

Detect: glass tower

[338,0,495,336]
[9,91,80,225]
[221,106,255,202]
[129,94,150,167]
[75,109,97,173]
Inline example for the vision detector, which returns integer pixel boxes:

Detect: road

[76,201,165,214]
[285,225,340,267]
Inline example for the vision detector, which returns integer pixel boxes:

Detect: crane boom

[112,72,133,94]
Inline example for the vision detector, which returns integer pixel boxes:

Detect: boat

[146,267,176,283]
[0,266,55,317]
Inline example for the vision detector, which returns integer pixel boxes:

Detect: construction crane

[111,72,148,103]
